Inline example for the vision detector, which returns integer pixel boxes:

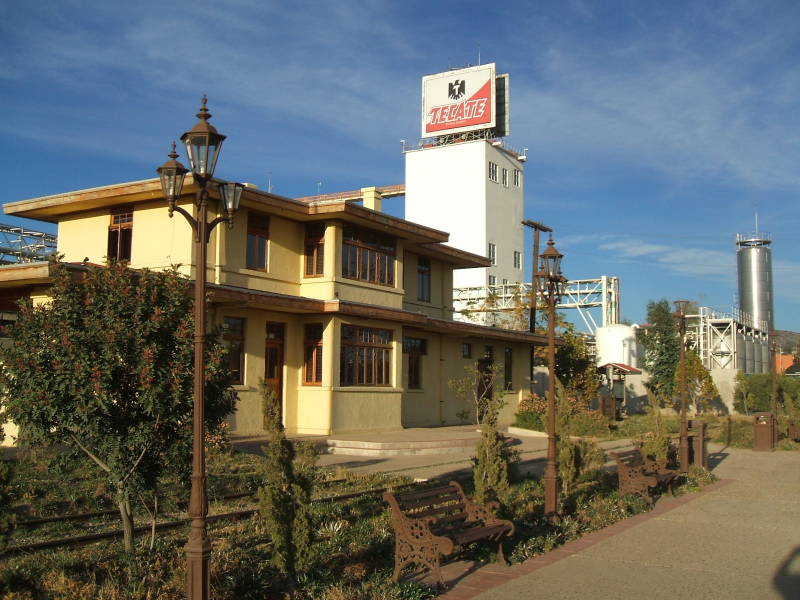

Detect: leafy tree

[0,261,234,553]
[555,324,601,407]
[733,372,800,415]
[675,350,719,413]
[0,421,13,549]
[638,299,679,404]
[258,381,317,593]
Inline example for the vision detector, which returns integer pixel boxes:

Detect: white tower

[405,140,525,289]
[404,63,524,298]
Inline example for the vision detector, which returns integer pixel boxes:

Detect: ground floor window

[403,337,427,389]
[340,325,392,386]
[222,317,246,384]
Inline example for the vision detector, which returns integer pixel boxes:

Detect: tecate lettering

[428,98,487,125]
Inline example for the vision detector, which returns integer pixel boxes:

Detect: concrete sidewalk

[438,445,800,599]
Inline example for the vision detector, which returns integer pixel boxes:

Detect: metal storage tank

[736,233,774,332]
[746,337,755,373]
[595,324,639,368]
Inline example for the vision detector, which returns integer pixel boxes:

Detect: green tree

[676,350,719,413]
[0,420,13,549]
[257,381,317,593]
[555,324,601,406]
[638,299,679,404]
[733,372,800,415]
[0,261,234,553]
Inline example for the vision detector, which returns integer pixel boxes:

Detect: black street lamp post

[157,96,243,600]
[673,300,690,473]
[538,237,566,518]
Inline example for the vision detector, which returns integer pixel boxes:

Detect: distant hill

[773,330,800,354]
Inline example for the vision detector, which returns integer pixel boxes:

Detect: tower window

[488,161,498,182]
[488,243,496,265]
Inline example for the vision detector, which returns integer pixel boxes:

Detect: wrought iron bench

[383,480,514,587]
[611,448,677,505]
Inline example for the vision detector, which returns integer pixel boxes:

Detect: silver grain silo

[736,233,774,333]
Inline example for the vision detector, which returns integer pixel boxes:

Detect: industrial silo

[736,233,774,333]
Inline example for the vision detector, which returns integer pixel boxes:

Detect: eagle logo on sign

[448,79,466,100]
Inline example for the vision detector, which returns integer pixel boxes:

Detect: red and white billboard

[421,64,496,137]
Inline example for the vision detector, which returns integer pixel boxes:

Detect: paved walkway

[437,445,800,599]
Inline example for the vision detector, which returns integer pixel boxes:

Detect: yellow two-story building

[0,179,545,438]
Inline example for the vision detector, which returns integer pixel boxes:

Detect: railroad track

[2,480,421,557]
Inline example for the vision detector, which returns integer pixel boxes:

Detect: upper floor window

[222,317,246,385]
[417,256,431,302]
[107,208,133,262]
[340,324,392,386]
[246,212,269,270]
[488,275,496,286]
[513,250,522,270]
[304,323,323,385]
[502,168,509,187]
[403,337,427,390]
[513,169,521,187]
[488,161,498,182]
[342,227,395,286]
[488,243,496,265]
[305,223,325,278]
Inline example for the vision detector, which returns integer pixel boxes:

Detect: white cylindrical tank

[595,324,640,368]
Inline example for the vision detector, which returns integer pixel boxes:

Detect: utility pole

[522,220,552,333]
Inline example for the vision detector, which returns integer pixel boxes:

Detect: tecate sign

[421,63,496,137]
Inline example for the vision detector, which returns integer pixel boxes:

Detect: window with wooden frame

[341,227,395,286]
[107,208,133,262]
[504,347,513,390]
[303,323,323,385]
[340,324,392,386]
[304,223,325,277]
[403,337,427,390]
[417,256,431,302]
[461,343,472,358]
[222,317,246,385]
[246,211,269,270]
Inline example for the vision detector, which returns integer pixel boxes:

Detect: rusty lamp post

[673,300,690,473]
[538,236,566,517]
[157,96,243,600]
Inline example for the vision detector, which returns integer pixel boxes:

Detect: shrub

[558,438,605,498]
[258,382,318,589]
[512,410,544,431]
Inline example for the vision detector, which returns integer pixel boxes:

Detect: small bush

[513,410,544,431]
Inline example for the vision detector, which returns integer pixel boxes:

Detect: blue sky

[2,0,799,331]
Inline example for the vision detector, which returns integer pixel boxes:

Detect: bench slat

[394,485,455,503]
[398,491,461,510]
[410,503,467,521]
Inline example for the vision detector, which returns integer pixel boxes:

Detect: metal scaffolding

[687,306,770,374]
[0,224,56,264]
[452,276,620,333]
